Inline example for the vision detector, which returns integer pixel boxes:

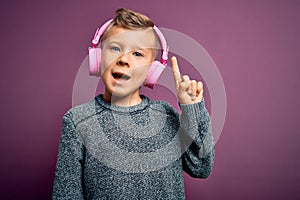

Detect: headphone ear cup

[88,47,102,76]
[144,60,166,89]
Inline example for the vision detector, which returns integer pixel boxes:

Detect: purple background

[1,0,300,199]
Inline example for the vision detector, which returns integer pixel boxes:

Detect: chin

[111,88,140,98]
[105,84,140,98]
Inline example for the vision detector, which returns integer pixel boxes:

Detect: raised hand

[171,56,204,104]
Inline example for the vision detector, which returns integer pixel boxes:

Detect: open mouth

[112,72,131,81]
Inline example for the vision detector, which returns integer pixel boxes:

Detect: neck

[103,91,142,107]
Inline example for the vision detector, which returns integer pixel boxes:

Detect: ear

[88,47,102,76]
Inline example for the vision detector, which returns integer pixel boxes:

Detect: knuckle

[182,75,190,80]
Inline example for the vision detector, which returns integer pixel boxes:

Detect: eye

[133,51,143,57]
[110,46,120,52]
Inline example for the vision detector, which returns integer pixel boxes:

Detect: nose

[116,53,130,67]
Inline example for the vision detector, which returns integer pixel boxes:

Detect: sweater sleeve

[179,100,215,178]
[52,111,85,200]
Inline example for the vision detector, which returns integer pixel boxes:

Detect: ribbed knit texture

[53,94,214,200]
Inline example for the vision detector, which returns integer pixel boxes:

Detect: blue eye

[110,46,120,52]
[133,52,143,57]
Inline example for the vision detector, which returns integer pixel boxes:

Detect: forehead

[103,26,156,49]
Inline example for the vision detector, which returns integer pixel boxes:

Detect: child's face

[101,26,156,99]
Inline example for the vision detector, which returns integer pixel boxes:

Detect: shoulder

[146,97,179,119]
[62,98,98,127]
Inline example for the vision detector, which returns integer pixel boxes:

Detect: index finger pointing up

[171,56,182,82]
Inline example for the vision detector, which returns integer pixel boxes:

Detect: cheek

[100,55,113,78]
[101,51,119,69]
[132,65,149,80]
[100,51,108,71]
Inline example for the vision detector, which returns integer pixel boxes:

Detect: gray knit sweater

[53,94,214,200]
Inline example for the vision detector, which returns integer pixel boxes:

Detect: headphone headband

[91,19,169,63]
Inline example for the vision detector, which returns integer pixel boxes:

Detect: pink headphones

[88,19,169,89]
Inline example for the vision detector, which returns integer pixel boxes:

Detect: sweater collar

[95,94,150,113]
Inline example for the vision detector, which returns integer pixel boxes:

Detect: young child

[53,8,214,200]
